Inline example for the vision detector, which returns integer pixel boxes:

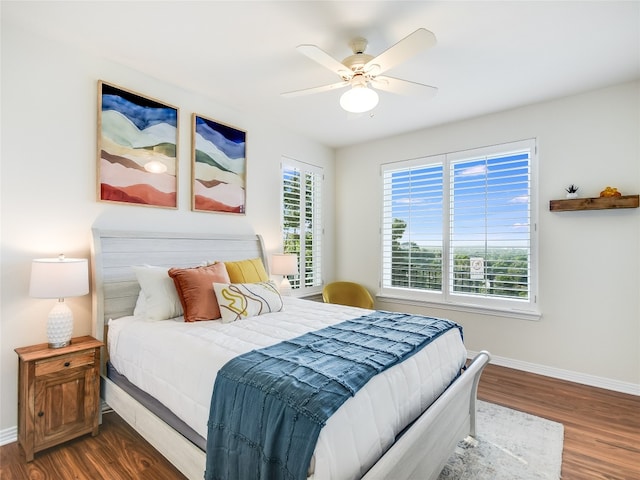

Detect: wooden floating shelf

[549,194,639,212]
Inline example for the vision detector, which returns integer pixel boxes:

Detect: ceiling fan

[281,28,438,114]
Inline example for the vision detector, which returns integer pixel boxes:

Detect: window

[282,157,323,293]
[381,139,538,317]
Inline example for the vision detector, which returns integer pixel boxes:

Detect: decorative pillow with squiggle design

[213,281,283,323]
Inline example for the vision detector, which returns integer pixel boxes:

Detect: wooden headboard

[90,229,267,349]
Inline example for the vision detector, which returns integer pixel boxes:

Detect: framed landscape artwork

[192,114,246,214]
[97,81,178,208]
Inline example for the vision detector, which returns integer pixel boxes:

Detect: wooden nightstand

[15,335,103,461]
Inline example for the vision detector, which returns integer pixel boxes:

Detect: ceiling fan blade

[296,44,353,79]
[281,81,349,98]
[365,28,436,75]
[371,76,438,97]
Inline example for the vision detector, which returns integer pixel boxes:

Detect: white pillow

[213,281,283,323]
[132,265,183,321]
[133,289,146,318]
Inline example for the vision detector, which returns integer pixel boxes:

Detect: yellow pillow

[224,258,269,283]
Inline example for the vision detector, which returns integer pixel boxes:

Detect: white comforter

[108,297,466,480]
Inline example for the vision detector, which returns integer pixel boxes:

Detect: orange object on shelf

[600,186,622,197]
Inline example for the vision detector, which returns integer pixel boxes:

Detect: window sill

[293,292,323,302]
[375,294,542,322]
[289,288,323,301]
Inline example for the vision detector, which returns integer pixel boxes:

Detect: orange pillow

[168,263,230,322]
[224,258,269,283]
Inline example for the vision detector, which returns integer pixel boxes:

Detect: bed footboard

[103,351,489,480]
[361,350,491,480]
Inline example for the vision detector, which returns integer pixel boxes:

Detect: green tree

[390,218,442,290]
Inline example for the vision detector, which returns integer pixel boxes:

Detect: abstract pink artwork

[98,81,178,208]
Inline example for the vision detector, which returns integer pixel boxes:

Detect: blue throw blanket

[204,311,462,480]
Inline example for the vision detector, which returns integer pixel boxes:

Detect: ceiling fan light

[340,85,379,113]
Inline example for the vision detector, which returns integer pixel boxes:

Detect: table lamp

[29,254,89,348]
[271,254,298,294]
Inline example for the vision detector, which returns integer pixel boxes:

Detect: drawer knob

[37,411,44,417]
[64,362,71,367]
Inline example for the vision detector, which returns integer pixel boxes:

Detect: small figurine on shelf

[599,186,622,197]
[565,184,579,199]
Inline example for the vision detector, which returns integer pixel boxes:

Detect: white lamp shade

[271,254,298,276]
[29,257,89,299]
[340,85,379,113]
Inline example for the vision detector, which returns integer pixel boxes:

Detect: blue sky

[389,153,530,249]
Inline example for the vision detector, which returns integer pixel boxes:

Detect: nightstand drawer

[35,351,95,377]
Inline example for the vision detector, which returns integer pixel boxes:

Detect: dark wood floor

[0,409,185,480]
[478,364,640,480]
[1,364,638,479]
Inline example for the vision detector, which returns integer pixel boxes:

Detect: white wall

[0,23,335,433]
[335,81,640,391]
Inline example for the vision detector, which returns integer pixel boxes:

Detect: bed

[91,228,490,480]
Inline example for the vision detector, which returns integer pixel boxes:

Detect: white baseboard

[468,350,640,396]
[2,353,636,446]
[0,426,17,447]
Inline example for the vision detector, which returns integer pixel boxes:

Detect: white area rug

[438,401,564,480]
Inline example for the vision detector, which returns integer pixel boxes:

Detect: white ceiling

[4,1,639,148]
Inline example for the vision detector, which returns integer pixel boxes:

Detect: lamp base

[278,277,292,296]
[47,301,73,349]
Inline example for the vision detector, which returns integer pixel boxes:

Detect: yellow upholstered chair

[322,281,374,309]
